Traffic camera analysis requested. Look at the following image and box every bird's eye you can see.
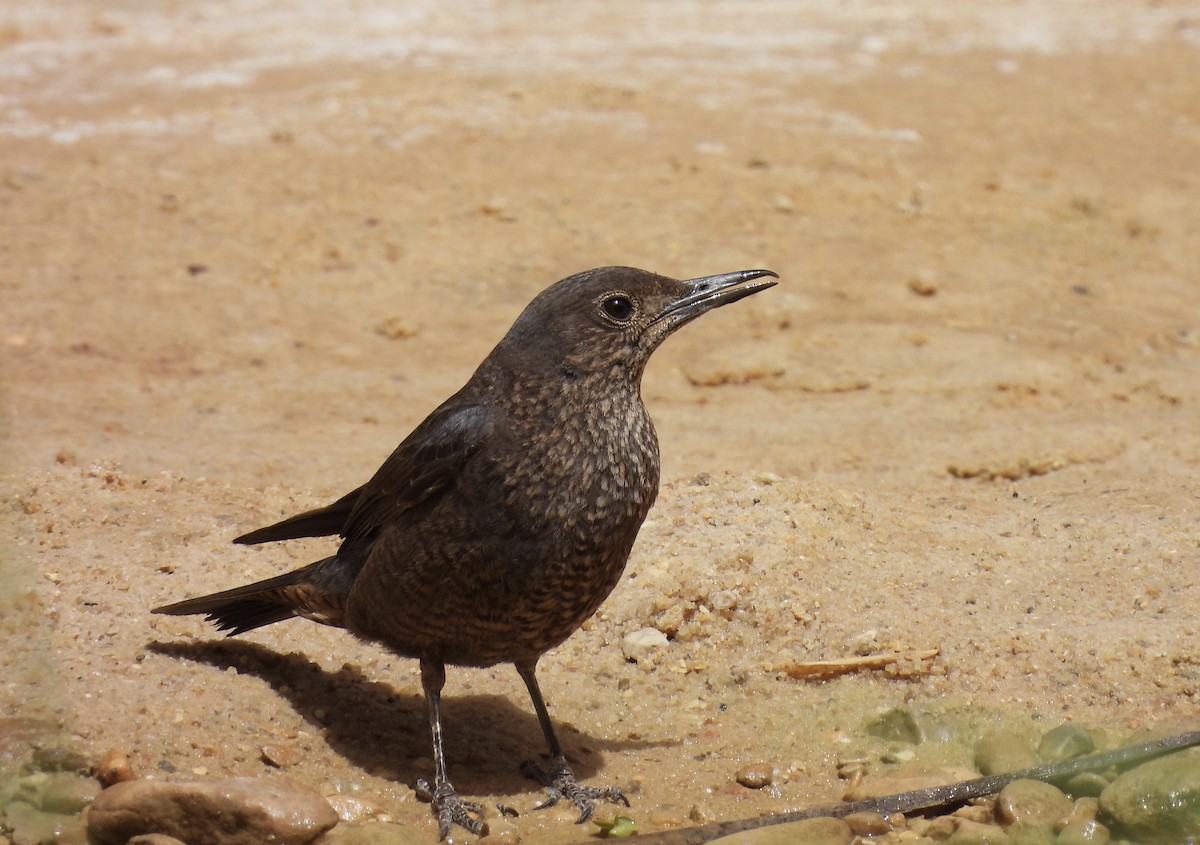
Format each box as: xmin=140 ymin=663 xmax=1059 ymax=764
xmin=600 ymin=294 xmax=635 ymax=322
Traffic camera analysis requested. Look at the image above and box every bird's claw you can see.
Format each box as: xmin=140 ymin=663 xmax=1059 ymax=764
xmin=521 ymin=757 xmax=629 ymax=824
xmin=415 ymin=777 xmax=488 ymax=840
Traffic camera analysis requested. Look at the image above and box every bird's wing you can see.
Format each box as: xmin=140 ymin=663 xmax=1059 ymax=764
xmin=233 ymin=403 xmax=492 ymax=546
xmin=339 ymin=403 xmax=492 ymax=541
xmin=234 ymin=485 xmax=365 ymax=545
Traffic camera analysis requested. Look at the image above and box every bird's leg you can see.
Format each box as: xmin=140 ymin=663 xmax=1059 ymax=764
xmin=414 ymin=658 xmax=486 ymax=839
xmin=515 ymin=659 xmax=630 ymax=824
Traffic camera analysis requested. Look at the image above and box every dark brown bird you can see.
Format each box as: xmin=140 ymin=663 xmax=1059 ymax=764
xmin=154 ymin=266 xmax=777 ymax=838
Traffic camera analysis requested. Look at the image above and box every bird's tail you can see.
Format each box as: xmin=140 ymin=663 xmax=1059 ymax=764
xmin=153 ymin=556 xmax=352 ymax=636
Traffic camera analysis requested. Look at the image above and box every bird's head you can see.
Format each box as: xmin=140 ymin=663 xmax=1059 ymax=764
xmin=498 ymin=266 xmax=778 ymax=382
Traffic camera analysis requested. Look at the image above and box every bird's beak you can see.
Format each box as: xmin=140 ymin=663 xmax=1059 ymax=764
xmin=652 ymin=269 xmax=779 ymax=328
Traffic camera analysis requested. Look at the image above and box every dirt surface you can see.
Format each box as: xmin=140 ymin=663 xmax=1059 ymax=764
xmin=2 ymin=1 xmax=1199 ymax=842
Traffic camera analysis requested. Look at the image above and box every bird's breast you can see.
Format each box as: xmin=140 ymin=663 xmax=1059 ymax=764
xmin=502 ymin=394 xmax=660 ymax=542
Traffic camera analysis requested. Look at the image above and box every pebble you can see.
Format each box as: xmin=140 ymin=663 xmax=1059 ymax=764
xmin=708 ymin=816 xmax=852 ymax=845
xmin=261 ymin=744 xmax=303 ymax=769
xmin=866 ymin=705 xmax=952 ymax=745
xmin=87 ymin=776 xmax=339 ymax=845
xmin=1060 ymin=796 xmax=1100 ymax=826
xmin=128 ymin=836 xmax=190 ymax=845
xmin=1055 ymin=818 xmax=1110 ymax=845
xmin=908 ymin=271 xmax=939 ymax=297
xmin=1099 ymin=747 xmax=1200 ymax=844
xmin=1062 ymin=771 xmax=1110 ymax=797
xmin=96 ymin=748 xmax=136 ymax=786
xmin=735 ymin=763 xmax=774 ymax=789
xmin=621 ymin=627 xmax=669 ymax=662
xmin=842 ymin=810 xmax=891 ymax=835
xmin=975 ymin=729 xmax=1039 ymax=776
xmin=1037 ymin=724 xmax=1094 ymax=764
xmin=995 ymin=779 xmax=1072 ymax=840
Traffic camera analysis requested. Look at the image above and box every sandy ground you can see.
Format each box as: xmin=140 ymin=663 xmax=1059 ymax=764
xmin=2 ymin=1 xmax=1199 ymax=842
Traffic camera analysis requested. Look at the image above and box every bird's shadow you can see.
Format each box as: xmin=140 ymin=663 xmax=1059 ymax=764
xmin=147 ymin=638 xmax=662 ymax=797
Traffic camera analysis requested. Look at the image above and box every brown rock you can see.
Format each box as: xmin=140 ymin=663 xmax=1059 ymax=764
xmin=96 ymin=748 xmax=136 ymax=787
xmin=975 ymin=729 xmax=1038 ymax=776
xmin=843 ymin=810 xmax=892 ymax=835
xmin=261 ymin=744 xmax=302 ymax=769
xmin=995 ymin=779 xmax=1072 ymax=828
xmin=87 ymin=776 xmax=338 ymax=845
xmin=735 ymin=763 xmax=775 ymax=789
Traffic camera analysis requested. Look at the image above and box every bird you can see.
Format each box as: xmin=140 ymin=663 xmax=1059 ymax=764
xmin=154 ymin=265 xmax=778 ymax=839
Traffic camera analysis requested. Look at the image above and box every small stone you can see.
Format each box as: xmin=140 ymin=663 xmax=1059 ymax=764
xmin=1062 ymin=772 xmax=1110 ymax=798
xmin=1056 ymin=819 xmax=1110 ymax=845
xmin=128 ymin=836 xmax=190 ymax=845
xmin=843 ymin=810 xmax=891 ymax=835
xmin=708 ymin=816 xmax=852 ymax=845
xmin=975 ymin=729 xmax=1038 ymax=776
xmin=1099 ymin=747 xmax=1200 ymax=844
xmin=866 ymin=706 xmax=951 ymax=744
xmin=1038 ymin=724 xmax=1094 ymax=764
xmin=735 ymin=763 xmax=774 ymax=789
xmin=867 ymin=707 xmax=924 ymax=744
xmin=38 ymin=771 xmax=100 ymax=814
xmin=907 ymin=269 xmax=939 ymax=296
xmin=621 ymin=627 xmax=668 ymax=662
xmin=87 ymin=776 xmax=338 ymax=845
xmin=96 ymin=748 xmax=136 ymax=786
xmin=1060 ymin=796 xmax=1100 ymax=826
xmin=261 ymin=744 xmax=302 ymax=769
xmin=995 ymin=779 xmax=1072 ymax=829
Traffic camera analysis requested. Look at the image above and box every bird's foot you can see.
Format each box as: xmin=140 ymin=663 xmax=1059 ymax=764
xmin=520 ymin=755 xmax=630 ymax=824
xmin=415 ymin=777 xmax=488 ymax=840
